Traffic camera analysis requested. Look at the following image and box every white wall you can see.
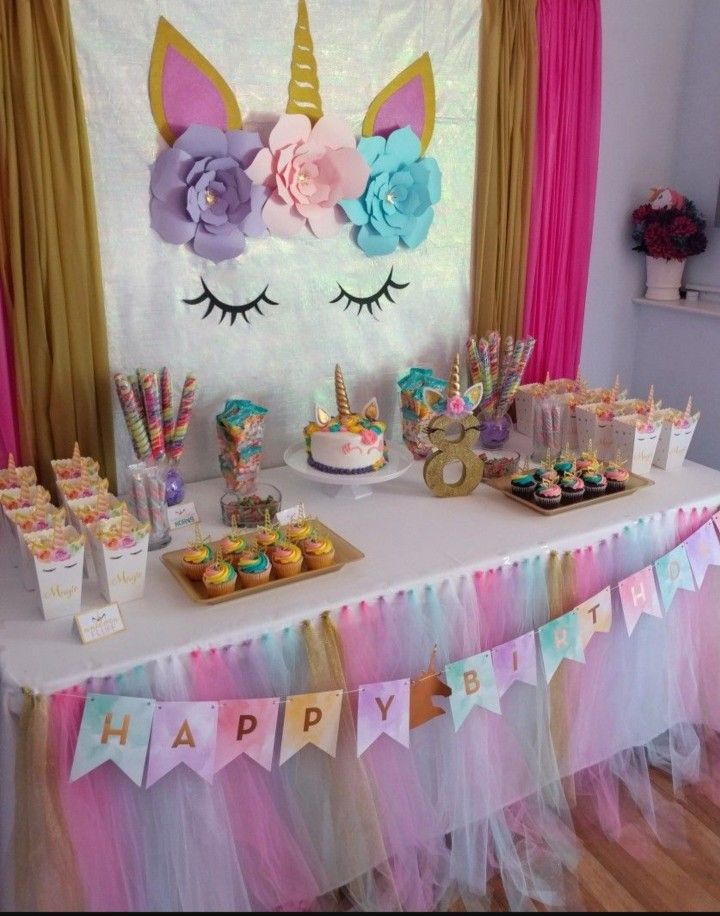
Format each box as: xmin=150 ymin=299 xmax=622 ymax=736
xmin=580 ymin=0 xmax=695 ymax=388
xmin=675 ymin=0 xmax=720 ymax=288
xmin=630 ymin=0 xmax=720 ymax=469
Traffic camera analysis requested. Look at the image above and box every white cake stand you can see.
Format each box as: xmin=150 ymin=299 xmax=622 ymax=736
xmin=283 ymin=443 xmax=414 ymax=499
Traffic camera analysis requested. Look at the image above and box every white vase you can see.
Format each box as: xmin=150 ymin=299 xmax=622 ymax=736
xmin=645 ymin=255 xmax=684 ymax=301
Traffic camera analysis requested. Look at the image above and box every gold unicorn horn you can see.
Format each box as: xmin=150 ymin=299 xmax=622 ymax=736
xmin=447 ymin=353 xmax=461 ymax=399
xmin=335 ymin=365 xmax=351 ymax=417
xmin=286 ymin=0 xmax=323 ymax=122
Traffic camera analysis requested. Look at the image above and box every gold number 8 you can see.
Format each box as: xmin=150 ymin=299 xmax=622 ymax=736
xmin=423 ymin=414 xmax=484 ymax=497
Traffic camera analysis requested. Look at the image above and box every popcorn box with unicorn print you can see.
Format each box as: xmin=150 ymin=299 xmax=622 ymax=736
xmin=0 ymin=454 xmax=36 ymax=492
xmin=611 ymin=415 xmax=662 ymax=475
xmin=6 ymin=504 xmax=66 ymax=570
xmin=67 ymin=492 xmax=126 ymax=579
xmin=51 ymin=442 xmax=100 ymax=484
xmin=652 ymin=400 xmax=700 ymax=470
xmin=554 ymin=383 xmax=629 ymax=451
xmin=24 ymin=525 xmax=85 ymax=619
xmin=87 ymin=510 xmax=151 ymax=604
xmin=575 ymin=392 xmax=656 ymax=461
xmin=56 ymin=470 xmax=106 ymax=510
xmin=0 ymin=483 xmax=52 ymax=542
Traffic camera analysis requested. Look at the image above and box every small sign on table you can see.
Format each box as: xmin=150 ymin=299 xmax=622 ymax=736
xmin=167 ymin=501 xmax=200 ymax=531
xmin=74 ymin=603 xmax=126 ymax=644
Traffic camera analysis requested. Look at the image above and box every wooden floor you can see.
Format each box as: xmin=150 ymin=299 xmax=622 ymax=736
xmin=477 ymin=768 xmax=720 ymax=912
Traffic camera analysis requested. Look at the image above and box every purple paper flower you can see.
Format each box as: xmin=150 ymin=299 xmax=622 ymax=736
xmin=150 ymin=124 xmax=269 ymax=262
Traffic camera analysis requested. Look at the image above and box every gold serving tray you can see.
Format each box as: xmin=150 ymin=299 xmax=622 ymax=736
xmin=161 ymin=521 xmax=364 ymax=605
xmin=484 ymin=472 xmax=654 ymax=515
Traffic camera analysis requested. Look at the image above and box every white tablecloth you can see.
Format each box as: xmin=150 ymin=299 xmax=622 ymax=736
xmin=2 ymin=438 xmax=720 ymax=695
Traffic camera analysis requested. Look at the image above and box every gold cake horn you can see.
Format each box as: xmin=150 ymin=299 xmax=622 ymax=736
xmin=335 ymin=364 xmax=351 ymax=417
xmin=447 ymin=353 xmax=461 ymax=399
xmin=286 ymin=0 xmax=323 ymax=122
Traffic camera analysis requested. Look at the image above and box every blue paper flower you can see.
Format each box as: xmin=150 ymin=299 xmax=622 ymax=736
xmin=339 ymin=126 xmax=441 ymax=257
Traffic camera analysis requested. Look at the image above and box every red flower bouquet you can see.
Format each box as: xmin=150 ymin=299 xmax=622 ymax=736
xmin=632 ymin=187 xmax=707 ymax=261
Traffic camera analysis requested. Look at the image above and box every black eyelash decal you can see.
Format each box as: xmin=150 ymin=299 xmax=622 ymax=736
xmin=183 ymin=277 xmax=277 ymax=326
xmin=330 ymin=267 xmax=409 ymax=320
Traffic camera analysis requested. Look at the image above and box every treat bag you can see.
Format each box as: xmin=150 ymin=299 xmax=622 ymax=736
xmin=574 ymin=405 xmax=613 ymax=461
xmin=33 ymin=546 xmax=85 ymax=618
xmin=88 ymin=525 xmax=150 ymax=604
xmin=653 ymin=413 xmax=700 ymax=470
xmin=611 ymin=416 xmax=662 ymax=475
xmin=216 ymin=401 xmax=267 ymax=494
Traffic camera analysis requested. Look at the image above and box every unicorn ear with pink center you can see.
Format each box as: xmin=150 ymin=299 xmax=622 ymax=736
xmin=147 ymin=0 xmax=440 ymax=262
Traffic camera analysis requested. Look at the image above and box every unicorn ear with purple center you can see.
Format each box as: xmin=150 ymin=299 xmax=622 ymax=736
xmin=148 ymin=0 xmax=441 ymax=263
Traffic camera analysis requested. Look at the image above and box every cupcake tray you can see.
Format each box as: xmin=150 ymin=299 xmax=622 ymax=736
xmin=484 ymin=472 xmax=654 ymax=516
xmin=160 ymin=521 xmax=365 ymax=605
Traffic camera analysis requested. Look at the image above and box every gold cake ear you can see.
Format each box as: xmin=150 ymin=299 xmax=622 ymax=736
xmin=362 ymin=398 xmax=380 ymax=422
xmin=315 ymin=406 xmax=331 ymax=427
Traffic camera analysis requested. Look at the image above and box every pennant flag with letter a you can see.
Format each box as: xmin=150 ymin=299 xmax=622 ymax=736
xmin=71 ymin=693 xmax=154 ymax=786
xmin=145 ymin=701 xmax=218 ymax=787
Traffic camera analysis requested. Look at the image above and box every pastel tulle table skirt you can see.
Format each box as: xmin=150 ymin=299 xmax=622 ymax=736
xmin=3 ymin=505 xmax=720 ymax=912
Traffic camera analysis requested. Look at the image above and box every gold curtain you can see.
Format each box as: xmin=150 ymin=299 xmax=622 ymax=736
xmin=0 ymin=0 xmax=115 ymax=489
xmin=471 ymin=0 xmax=537 ymax=340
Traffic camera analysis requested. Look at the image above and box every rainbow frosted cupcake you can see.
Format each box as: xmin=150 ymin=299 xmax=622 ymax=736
xmin=582 ymin=470 xmax=607 ymax=498
xmin=220 ymin=531 xmax=247 ymax=567
xmin=284 ymin=519 xmax=313 ymax=543
xmin=269 ymin=542 xmax=303 ymax=578
xmin=182 ymin=542 xmax=213 ymax=580
xmin=560 ymin=472 xmax=585 ymax=504
xmin=511 ymin=470 xmax=536 ymax=500
xmin=605 ymin=464 xmax=630 ymax=493
xmin=202 ymin=559 xmax=237 ymax=597
xmin=301 ymin=534 xmax=336 ymax=570
xmin=237 ymin=549 xmax=271 ymax=588
xmin=255 ymin=525 xmax=280 ymax=550
xmin=534 ymin=480 xmax=562 ymax=509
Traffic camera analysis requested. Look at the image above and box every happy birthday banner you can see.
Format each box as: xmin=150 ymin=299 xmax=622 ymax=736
xmin=70 ymin=514 xmax=720 ymax=787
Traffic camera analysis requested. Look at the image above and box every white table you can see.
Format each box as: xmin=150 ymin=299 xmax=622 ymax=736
xmin=2 ymin=441 xmax=720 ymax=912
xmin=2 ymin=440 xmax=720 ymax=695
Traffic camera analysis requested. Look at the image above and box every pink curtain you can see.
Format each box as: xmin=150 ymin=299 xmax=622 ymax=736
xmin=522 ymin=0 xmax=601 ymax=382
xmin=0 ymin=276 xmax=19 ymax=465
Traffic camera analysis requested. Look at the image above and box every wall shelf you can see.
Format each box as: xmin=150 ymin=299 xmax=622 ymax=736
xmin=633 ymin=297 xmax=720 ymax=319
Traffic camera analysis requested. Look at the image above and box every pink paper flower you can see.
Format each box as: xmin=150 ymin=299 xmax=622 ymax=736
xmin=246 ymin=114 xmax=370 ymax=238
xmin=447 ymin=395 xmax=467 ymax=417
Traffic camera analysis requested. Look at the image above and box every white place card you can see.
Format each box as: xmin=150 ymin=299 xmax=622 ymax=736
xmin=74 ymin=603 xmax=126 ymax=644
xmin=167 ymin=501 xmax=200 ymax=530
xmin=276 ymin=505 xmax=302 ymax=525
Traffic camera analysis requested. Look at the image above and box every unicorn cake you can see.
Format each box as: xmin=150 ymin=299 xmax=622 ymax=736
xmin=304 ymin=365 xmax=387 ymax=474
